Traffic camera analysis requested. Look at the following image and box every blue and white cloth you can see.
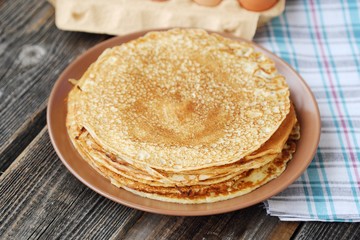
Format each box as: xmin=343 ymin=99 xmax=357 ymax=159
xmin=256 ymin=0 xmax=360 ymax=222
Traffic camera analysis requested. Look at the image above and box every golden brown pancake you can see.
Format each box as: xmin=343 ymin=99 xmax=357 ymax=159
xmin=72 ymin=129 xmax=298 ymax=203
xmin=70 ymin=28 xmax=291 ymax=171
xmin=66 ymin=29 xmax=300 ymax=204
xmin=68 ymin=83 xmax=297 ymax=187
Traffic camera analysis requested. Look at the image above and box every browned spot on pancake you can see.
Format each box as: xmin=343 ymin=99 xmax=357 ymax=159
xmin=126 ymin=97 xmax=229 ymax=146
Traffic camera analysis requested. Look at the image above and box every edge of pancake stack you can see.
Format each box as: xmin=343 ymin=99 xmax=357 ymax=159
xmin=66 ymin=28 xmax=300 ymax=204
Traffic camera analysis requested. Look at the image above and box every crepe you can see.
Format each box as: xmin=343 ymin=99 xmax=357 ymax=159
xmin=66 ymin=28 xmax=300 ymax=204
xmin=71 ymin=125 xmax=299 ymax=203
xmin=70 ymin=28 xmax=291 ymax=171
xmin=68 ymin=84 xmax=297 ymax=187
xmin=122 ymin=140 xmax=298 ymax=204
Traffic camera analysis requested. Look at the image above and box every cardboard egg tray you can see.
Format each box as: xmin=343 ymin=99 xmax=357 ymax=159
xmin=49 ymin=0 xmax=285 ymax=40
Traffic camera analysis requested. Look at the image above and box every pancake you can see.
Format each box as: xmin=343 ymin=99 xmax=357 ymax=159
xmin=66 ymin=28 xmax=301 ymax=204
xmin=70 ymin=28 xmax=291 ymax=171
xmin=68 ymin=84 xmax=297 ymax=186
xmin=123 ymin=141 xmax=297 ymax=204
xmin=73 ymin=130 xmax=298 ymax=204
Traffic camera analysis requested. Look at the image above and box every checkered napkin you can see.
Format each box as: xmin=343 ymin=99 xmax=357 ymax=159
xmin=257 ymin=0 xmax=360 ymax=222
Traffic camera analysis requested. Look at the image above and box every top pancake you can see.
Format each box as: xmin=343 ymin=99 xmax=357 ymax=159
xmin=72 ymin=28 xmax=290 ymax=171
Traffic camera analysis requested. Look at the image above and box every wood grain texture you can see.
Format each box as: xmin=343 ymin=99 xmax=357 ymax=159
xmin=0 ymin=104 xmax=46 ymax=174
xmin=120 ymin=208 xmax=299 ymax=240
xmin=0 ymin=128 xmax=298 ymax=240
xmin=0 ymin=128 xmax=144 ymax=239
xmin=294 ymin=222 xmax=360 ymax=240
xmin=0 ymin=0 xmax=109 ymax=171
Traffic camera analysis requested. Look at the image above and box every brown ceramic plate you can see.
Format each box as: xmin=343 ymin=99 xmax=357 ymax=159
xmin=47 ymin=29 xmax=321 ymax=216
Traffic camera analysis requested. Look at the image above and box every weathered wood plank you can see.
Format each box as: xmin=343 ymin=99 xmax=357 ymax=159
xmin=0 ymin=104 xmax=46 ymax=174
xmin=293 ymin=222 xmax=360 ymax=240
xmin=0 ymin=127 xmax=144 ymax=239
xmin=0 ymin=0 xmax=110 ymax=171
xmin=0 ymin=128 xmax=299 ymax=239
xmin=268 ymin=221 xmax=299 ymax=240
xmin=119 ymin=208 xmax=300 ymax=240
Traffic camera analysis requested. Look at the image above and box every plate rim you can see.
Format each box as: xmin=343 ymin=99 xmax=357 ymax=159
xmin=47 ymin=28 xmax=321 ymax=216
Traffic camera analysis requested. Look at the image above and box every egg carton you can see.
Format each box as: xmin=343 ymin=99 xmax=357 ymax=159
xmin=49 ymin=0 xmax=285 ymax=40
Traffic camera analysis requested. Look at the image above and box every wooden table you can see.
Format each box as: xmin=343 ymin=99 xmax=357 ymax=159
xmin=1 ymin=1 xmax=359 ymax=239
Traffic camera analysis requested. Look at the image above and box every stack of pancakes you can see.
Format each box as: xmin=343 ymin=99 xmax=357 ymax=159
xmin=66 ymin=29 xmax=300 ymax=204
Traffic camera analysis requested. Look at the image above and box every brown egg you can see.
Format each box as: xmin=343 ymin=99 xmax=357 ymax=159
xmin=193 ymin=0 xmax=222 ymax=7
xmin=238 ymin=0 xmax=278 ymax=12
